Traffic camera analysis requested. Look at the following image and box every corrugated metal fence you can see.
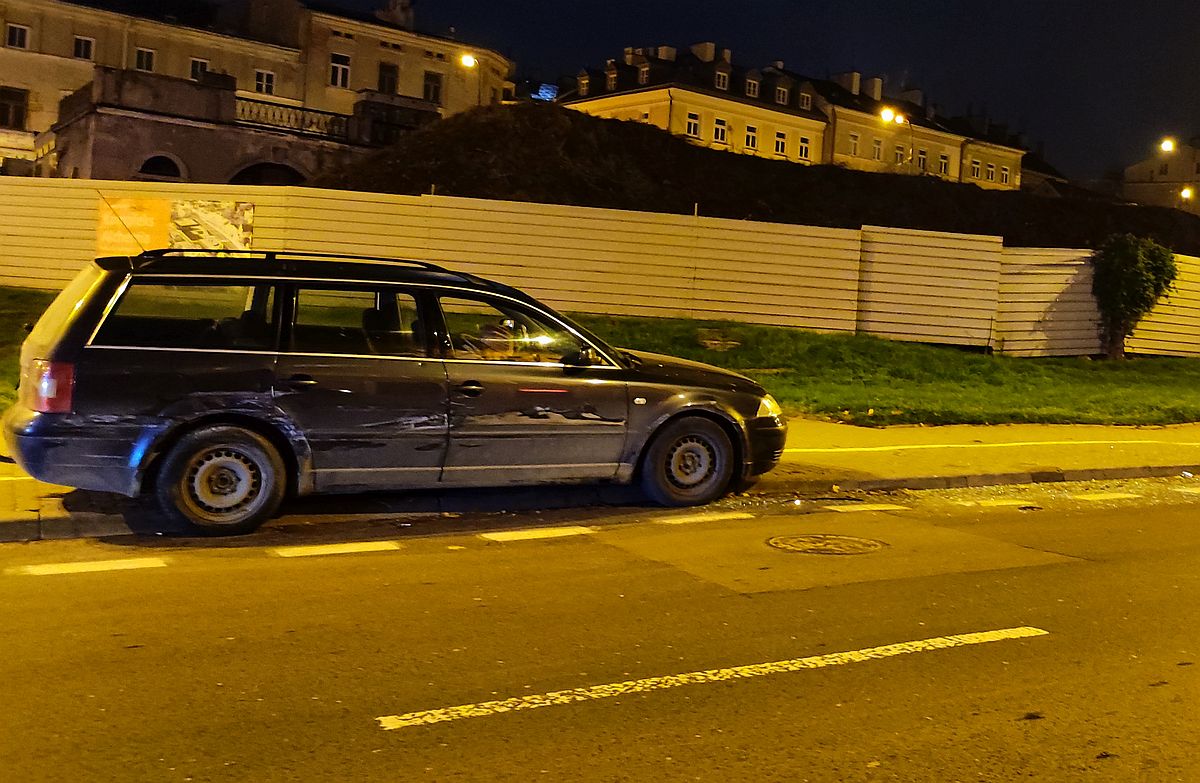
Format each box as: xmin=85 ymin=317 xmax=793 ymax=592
xmin=0 ymin=177 xmax=1197 ymax=357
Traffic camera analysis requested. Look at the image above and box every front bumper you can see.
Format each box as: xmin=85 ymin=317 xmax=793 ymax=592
xmin=745 ymin=416 xmax=787 ymax=477
xmin=3 ymin=404 xmax=166 ymax=497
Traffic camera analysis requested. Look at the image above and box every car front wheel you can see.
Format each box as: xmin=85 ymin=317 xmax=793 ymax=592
xmin=154 ymin=425 xmax=286 ymax=535
xmin=639 ymin=417 xmax=735 ymax=506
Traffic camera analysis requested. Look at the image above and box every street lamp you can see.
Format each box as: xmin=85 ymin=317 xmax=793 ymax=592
xmin=459 ymin=52 xmax=483 ymax=107
xmin=1182 ymin=186 xmax=1194 ymax=202
xmin=1161 ymin=137 xmax=1177 ymax=153
xmin=460 ymin=53 xmax=478 ymax=69
xmin=880 ymin=108 xmax=914 ymax=172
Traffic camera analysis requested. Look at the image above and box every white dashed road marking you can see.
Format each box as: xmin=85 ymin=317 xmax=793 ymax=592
xmin=375 ymin=626 xmax=1050 ymax=730
xmin=823 ymin=503 xmax=910 ymax=513
xmin=10 ymin=557 xmax=169 ymax=576
xmin=271 ymin=541 xmax=402 ymax=558
xmin=655 ymin=511 xmax=755 ymax=525
xmin=478 ymin=526 xmax=595 ymax=542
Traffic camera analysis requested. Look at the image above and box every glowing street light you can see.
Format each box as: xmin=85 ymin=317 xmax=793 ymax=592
xmin=1161 ymin=137 xmax=1177 ymax=153
xmin=880 ymin=108 xmax=895 ymax=123
xmin=460 ymin=53 xmax=478 ymax=68
xmin=1182 ymin=187 xmax=1194 ymax=201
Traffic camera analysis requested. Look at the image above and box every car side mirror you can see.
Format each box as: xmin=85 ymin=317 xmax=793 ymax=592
xmin=561 ymin=345 xmax=598 ymax=367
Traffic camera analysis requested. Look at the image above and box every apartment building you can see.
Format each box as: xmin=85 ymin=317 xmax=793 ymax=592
xmin=0 ymin=0 xmax=512 ymax=172
xmin=562 ymin=43 xmax=1025 ymax=190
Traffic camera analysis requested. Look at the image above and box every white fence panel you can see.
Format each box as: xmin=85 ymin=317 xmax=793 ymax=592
xmin=997 ymin=248 xmax=1101 ymax=356
xmin=1128 ymin=253 xmax=1200 ymax=357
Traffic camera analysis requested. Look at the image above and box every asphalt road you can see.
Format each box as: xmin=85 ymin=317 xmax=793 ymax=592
xmin=2 ymin=489 xmax=1200 ymax=782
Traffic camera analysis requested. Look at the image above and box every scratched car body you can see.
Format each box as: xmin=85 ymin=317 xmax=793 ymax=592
xmin=3 ymin=250 xmax=787 ymax=535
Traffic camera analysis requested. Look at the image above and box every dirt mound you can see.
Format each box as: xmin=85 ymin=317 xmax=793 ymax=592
xmin=316 ymin=102 xmax=1200 ymax=254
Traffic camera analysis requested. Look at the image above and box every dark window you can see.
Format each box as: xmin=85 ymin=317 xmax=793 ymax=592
xmin=135 ymin=47 xmax=155 ymax=72
xmin=255 ymin=70 xmax=274 ymax=95
xmin=291 ymin=287 xmax=425 ymax=357
xmin=439 ymin=296 xmax=586 ymax=364
xmin=190 ymin=58 xmax=209 ymax=81
xmin=137 ymin=156 xmax=181 ymax=179
xmin=5 ymin=24 xmax=29 ymax=49
xmin=73 ymin=36 xmax=94 ymax=60
xmin=94 ymin=283 xmax=277 ymax=351
xmin=378 ymin=62 xmax=399 ymax=94
xmin=330 ymin=53 xmax=350 ymax=88
xmin=423 ymin=71 xmax=443 ymax=105
xmin=0 ymin=87 xmax=28 ymax=130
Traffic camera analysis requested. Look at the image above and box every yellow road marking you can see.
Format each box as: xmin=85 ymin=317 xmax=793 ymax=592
xmin=376 ymin=626 xmax=1049 ymax=730
xmin=823 ymin=503 xmax=909 ymax=513
xmin=785 ymin=440 xmax=1200 ymax=455
xmin=980 ymin=498 xmax=1035 ymax=507
xmin=272 ymin=541 xmax=402 ymax=558
xmin=479 ymin=526 xmax=594 ymax=542
xmin=1174 ymin=487 xmax=1200 ymax=495
xmin=1071 ymin=492 xmax=1141 ymax=502
xmin=655 ymin=511 xmax=755 ymax=525
xmin=13 ymin=558 xmax=169 ymax=576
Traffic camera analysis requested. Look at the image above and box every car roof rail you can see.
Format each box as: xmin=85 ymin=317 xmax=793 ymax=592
xmin=131 ymin=248 xmax=454 ymax=274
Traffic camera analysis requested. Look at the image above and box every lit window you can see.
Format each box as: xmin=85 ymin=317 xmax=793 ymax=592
xmin=606 ymin=72 xmax=617 ymax=90
xmin=894 ymin=144 xmax=905 ymax=164
xmin=745 ymin=125 xmax=757 ymax=150
xmin=190 ymin=58 xmax=209 ymax=81
xmin=774 ymin=131 xmax=787 ymax=156
xmin=135 ymin=47 xmax=155 ymax=72
xmin=971 ymin=159 xmax=981 ymax=178
xmin=686 ymin=112 xmax=700 ymax=138
xmin=73 ymin=36 xmax=94 ymax=60
xmin=715 ymin=71 xmax=729 ymax=90
xmin=798 ymin=136 xmax=810 ymax=160
xmin=986 ymin=163 xmax=996 ymax=181
xmin=330 ymin=53 xmax=351 ymax=87
xmin=713 ymin=117 xmax=728 ymax=144
xmin=5 ymin=24 xmax=29 ymax=50
xmin=848 ymin=132 xmax=860 ymax=156
xmin=799 ymin=92 xmax=812 ymax=110
xmin=255 ymin=70 xmax=275 ymax=95
xmin=638 ymin=65 xmax=649 ymax=85
xmin=745 ymin=79 xmax=759 ymax=98
xmin=872 ymin=138 xmax=882 ymax=161
xmin=939 ymin=154 xmax=950 ymax=175
xmin=578 ymin=75 xmax=589 ymax=97
xmin=775 ymin=86 xmax=789 ymax=105
xmin=917 ymin=149 xmax=927 ymax=171
xmin=1000 ymin=166 xmax=1011 ymax=185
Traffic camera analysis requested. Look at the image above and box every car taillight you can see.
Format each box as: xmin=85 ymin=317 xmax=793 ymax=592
xmin=21 ymin=360 xmax=74 ymax=414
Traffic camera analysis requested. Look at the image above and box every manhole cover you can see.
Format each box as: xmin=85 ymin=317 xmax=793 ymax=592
xmin=766 ymin=534 xmax=887 ymax=555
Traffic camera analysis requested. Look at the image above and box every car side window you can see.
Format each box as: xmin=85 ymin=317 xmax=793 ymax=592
xmin=439 ymin=295 xmax=588 ymax=363
xmin=291 ymin=286 xmax=425 ymax=357
xmin=92 ymin=281 xmax=276 ymax=350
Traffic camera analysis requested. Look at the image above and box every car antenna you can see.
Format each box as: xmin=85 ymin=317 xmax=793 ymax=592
xmin=95 ymin=190 xmax=148 ymax=254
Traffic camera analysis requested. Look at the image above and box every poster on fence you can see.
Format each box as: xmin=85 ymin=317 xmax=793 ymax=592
xmin=96 ymin=198 xmax=254 ymax=256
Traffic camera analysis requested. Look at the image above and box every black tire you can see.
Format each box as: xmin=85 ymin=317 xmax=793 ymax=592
xmin=154 ymin=425 xmax=286 ymax=535
xmin=639 ymin=417 xmax=735 ymax=506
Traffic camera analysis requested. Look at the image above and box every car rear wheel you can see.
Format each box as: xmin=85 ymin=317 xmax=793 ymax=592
xmin=640 ymin=417 xmax=735 ymax=506
xmin=154 ymin=425 xmax=286 ymax=535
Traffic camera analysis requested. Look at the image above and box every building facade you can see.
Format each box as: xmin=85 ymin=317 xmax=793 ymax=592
xmin=0 ymin=0 xmax=512 ymax=174
xmin=1123 ymin=137 xmax=1200 ymax=214
xmin=562 ymin=44 xmax=1025 ymax=191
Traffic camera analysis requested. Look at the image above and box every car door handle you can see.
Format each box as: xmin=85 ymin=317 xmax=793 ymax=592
xmin=285 ymin=374 xmax=320 ymax=387
xmin=455 ymin=381 xmax=485 ymax=397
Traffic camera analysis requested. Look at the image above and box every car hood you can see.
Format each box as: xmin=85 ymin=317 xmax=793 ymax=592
xmin=619 ymin=349 xmax=762 ymax=394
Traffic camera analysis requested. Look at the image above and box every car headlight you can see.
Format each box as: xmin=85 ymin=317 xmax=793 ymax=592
xmin=756 ymin=394 xmax=783 ymax=419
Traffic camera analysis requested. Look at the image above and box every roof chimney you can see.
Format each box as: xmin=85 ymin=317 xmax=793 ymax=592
xmin=833 ymin=71 xmax=861 ymax=95
xmin=657 ymin=45 xmax=677 ymax=61
xmin=623 ymin=47 xmax=634 ymax=65
xmin=899 ymin=87 xmax=924 ymax=107
xmin=690 ymin=42 xmax=717 ymax=63
xmin=374 ymin=0 xmax=415 ymax=30
xmin=772 ymin=60 xmax=785 ymax=70
xmin=864 ymin=76 xmax=883 ymax=101
xmin=720 ymin=48 xmax=732 ymax=63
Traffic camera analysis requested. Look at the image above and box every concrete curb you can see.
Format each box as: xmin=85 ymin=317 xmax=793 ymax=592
xmin=3 ymin=464 xmax=1199 ymax=543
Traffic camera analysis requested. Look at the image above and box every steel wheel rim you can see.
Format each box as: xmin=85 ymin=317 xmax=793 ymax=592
xmin=666 ymin=436 xmax=716 ymax=489
xmin=184 ymin=447 xmax=263 ymax=521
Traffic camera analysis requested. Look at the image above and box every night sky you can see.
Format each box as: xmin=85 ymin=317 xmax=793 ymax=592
xmin=344 ymin=0 xmax=1200 ymax=180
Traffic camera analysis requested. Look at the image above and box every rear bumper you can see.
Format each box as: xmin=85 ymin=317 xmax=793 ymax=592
xmin=3 ymin=405 xmax=166 ymax=497
xmin=745 ymin=416 xmax=787 ymax=477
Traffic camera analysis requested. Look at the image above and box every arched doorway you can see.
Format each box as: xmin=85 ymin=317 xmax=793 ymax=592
xmin=229 ymin=162 xmax=305 ymax=185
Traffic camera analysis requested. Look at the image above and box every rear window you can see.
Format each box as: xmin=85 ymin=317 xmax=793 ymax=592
xmin=28 ymin=263 xmax=106 ymax=349
xmin=92 ymin=281 xmax=276 ymax=350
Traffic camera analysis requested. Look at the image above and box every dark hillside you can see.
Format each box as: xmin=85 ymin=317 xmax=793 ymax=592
xmin=316 ymin=103 xmax=1200 ymax=254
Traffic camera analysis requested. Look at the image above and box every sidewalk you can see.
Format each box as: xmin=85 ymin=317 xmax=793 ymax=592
xmin=5 ymin=419 xmax=1200 ymax=541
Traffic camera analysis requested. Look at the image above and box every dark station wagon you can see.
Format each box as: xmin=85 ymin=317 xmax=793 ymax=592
xmin=4 ymin=251 xmax=787 ymax=534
